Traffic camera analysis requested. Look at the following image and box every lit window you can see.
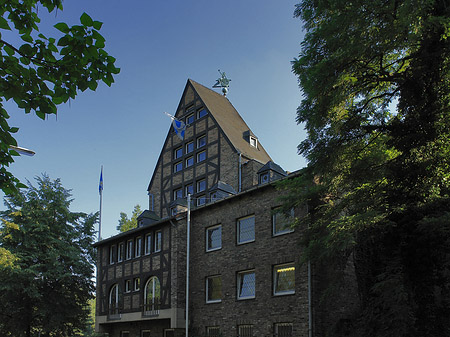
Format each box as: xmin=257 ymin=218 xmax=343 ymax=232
xmin=197 ymin=135 xmax=206 ymax=148
xmin=109 ymin=245 xmax=116 ymax=264
xmin=185 ymin=156 xmax=194 ymax=168
xmin=118 ymin=243 xmax=124 ymax=263
xmin=197 ymin=195 xmax=206 ymax=206
xmin=145 ymin=233 xmax=152 ymax=255
xmin=249 ymin=136 xmax=257 ymax=148
xmin=173 ymin=162 xmax=182 ymax=173
xmin=237 ymin=215 xmax=255 ymax=244
xmin=173 ymin=188 xmax=183 ymax=200
xmin=197 ymin=179 xmax=206 ymax=192
xmin=197 ymin=108 xmax=207 ymax=119
xmin=144 ymin=276 xmax=160 ymax=313
xmin=206 ymin=275 xmax=222 ymax=303
xmin=273 ymin=208 xmax=294 ymax=236
xmin=206 ymin=327 xmax=220 ymax=337
xmin=126 ymin=240 xmax=133 ymax=260
xmin=273 ymin=263 xmax=295 ymax=295
xmin=238 ymin=325 xmax=253 ymax=337
xmin=185 ymin=183 xmax=194 ymax=196
xmin=237 ymin=270 xmax=255 ymax=300
xmin=186 ymin=113 xmax=194 ymax=124
xmin=125 ymin=279 xmax=131 ymax=293
xmin=134 ymin=277 xmax=140 ymax=291
xmin=197 ymin=150 xmax=206 ymax=162
xmin=155 ymin=231 xmax=162 ymax=252
xmin=135 ymin=237 xmax=142 ymax=257
xmin=186 ymin=141 xmax=194 ymax=154
xmin=173 ymin=147 xmax=183 ymax=159
xmin=274 ymin=323 xmax=293 ymax=336
xmin=206 ymin=225 xmax=222 ymax=252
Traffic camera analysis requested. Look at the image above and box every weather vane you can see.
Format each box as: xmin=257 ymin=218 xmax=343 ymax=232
xmin=213 ymin=70 xmax=231 ymax=96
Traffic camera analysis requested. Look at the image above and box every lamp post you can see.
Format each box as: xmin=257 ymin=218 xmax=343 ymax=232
xmin=9 ymin=145 xmax=35 ymax=156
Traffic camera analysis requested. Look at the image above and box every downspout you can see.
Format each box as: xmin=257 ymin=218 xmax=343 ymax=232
xmin=238 ymin=151 xmax=242 ymax=193
xmin=307 ymin=203 xmax=313 ymax=337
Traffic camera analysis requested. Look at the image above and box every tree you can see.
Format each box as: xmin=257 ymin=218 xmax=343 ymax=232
xmin=117 ymin=204 xmax=142 ymax=232
xmin=0 ymin=174 xmax=97 ymax=337
xmin=282 ymin=1 xmax=450 ymax=336
xmin=0 ymin=0 xmax=119 ymax=195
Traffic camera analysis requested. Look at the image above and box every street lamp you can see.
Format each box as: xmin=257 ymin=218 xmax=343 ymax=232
xmin=9 ymin=145 xmax=35 ymax=156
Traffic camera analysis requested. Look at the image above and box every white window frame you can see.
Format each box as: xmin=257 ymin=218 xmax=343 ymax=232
xmin=173 ymin=161 xmax=182 ymax=173
xmin=237 ymin=270 xmax=256 ymax=300
xmin=144 ymin=276 xmax=161 ymax=312
xmin=134 ymin=277 xmax=140 ymax=291
xmin=206 ymin=225 xmax=222 ymax=252
xmin=186 ymin=113 xmax=194 ymax=125
xmin=237 ymin=215 xmax=255 ymax=244
xmin=185 ymin=156 xmax=194 ymax=168
xmin=141 ymin=330 xmax=151 ymax=337
xmin=126 ymin=239 xmax=133 ymax=260
xmin=173 ymin=146 xmax=183 ymax=159
xmin=197 ymin=194 xmax=206 ymax=206
xmin=197 ymin=150 xmax=206 ymax=162
xmin=145 ymin=233 xmax=152 ymax=255
xmin=273 ymin=263 xmax=295 ymax=296
xmin=155 ymin=230 xmax=162 ymax=252
xmin=197 ymin=179 xmax=206 ymax=192
xmin=135 ymin=237 xmax=142 ymax=258
xmin=125 ymin=279 xmax=131 ymax=293
xmin=249 ymin=136 xmax=258 ymax=148
xmin=186 ymin=141 xmax=194 ymax=154
xmin=109 ymin=283 xmax=120 ymax=315
xmin=118 ymin=242 xmax=124 ymax=262
xmin=259 ymin=171 xmax=270 ymax=184
xmin=197 ymin=135 xmax=206 ymax=148
xmin=272 ymin=208 xmax=295 ymax=236
xmin=206 ymin=275 xmax=222 ymax=303
xmin=185 ymin=183 xmax=193 ymax=196
xmin=173 ymin=188 xmax=182 ymax=200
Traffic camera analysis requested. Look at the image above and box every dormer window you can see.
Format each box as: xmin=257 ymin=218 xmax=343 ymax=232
xmin=260 ymin=172 xmax=270 ymax=184
xmin=249 ymin=136 xmax=258 ymax=148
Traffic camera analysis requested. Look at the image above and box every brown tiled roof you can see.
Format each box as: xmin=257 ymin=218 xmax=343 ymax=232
xmin=189 ymin=79 xmax=272 ymax=163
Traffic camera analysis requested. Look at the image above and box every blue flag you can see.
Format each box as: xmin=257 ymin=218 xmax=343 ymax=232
xmin=172 ymin=118 xmax=186 ymax=140
xmin=99 ymin=168 xmax=103 ymax=195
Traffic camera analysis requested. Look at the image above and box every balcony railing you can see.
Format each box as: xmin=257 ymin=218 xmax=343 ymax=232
xmin=108 ymin=304 xmax=121 ymax=320
xmin=142 ymin=299 xmax=161 ymax=317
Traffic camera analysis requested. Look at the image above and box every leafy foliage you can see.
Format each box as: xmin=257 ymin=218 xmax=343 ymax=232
xmin=0 ymin=174 xmax=97 ymax=337
xmin=117 ymin=204 xmax=142 ymax=232
xmin=283 ymin=0 xmax=450 ymax=336
xmin=0 ymin=0 xmax=120 ymax=195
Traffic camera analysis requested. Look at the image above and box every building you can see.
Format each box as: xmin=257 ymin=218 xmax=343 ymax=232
xmin=94 ymin=79 xmax=353 ymax=337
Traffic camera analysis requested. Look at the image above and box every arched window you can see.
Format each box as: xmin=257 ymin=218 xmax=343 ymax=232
xmin=109 ymin=283 xmax=121 ymax=316
xmin=144 ymin=276 xmax=161 ymax=313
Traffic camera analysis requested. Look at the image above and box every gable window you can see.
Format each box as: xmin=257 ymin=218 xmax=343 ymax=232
xmin=173 ymin=147 xmax=183 ymax=159
xmin=197 ymin=135 xmax=206 ymax=148
xmin=206 ymin=275 xmax=222 ymax=303
xmin=185 ymin=156 xmax=194 ymax=168
xmin=126 ymin=240 xmax=133 ymax=260
xmin=237 ymin=270 xmax=255 ymax=300
xmin=237 ymin=215 xmax=255 ymax=244
xmin=145 ymin=233 xmax=152 ymax=255
xmin=173 ymin=161 xmax=182 ymax=173
xmin=197 ymin=179 xmax=206 ymax=192
xmin=273 ymin=263 xmax=295 ymax=295
xmin=173 ymin=188 xmax=183 ymax=200
xmin=206 ymin=225 xmax=222 ymax=252
xmin=197 ymin=150 xmax=206 ymax=162
xmin=273 ymin=208 xmax=294 ymax=236
xmin=109 ymin=245 xmax=116 ymax=264
xmin=134 ymin=277 xmax=140 ymax=291
xmin=186 ymin=141 xmax=194 ymax=154
xmin=249 ymin=136 xmax=258 ymax=148
xmin=135 ymin=237 xmax=142 ymax=257
xmin=197 ymin=195 xmax=206 ymax=206
xmin=274 ymin=323 xmax=293 ymax=336
xmin=197 ymin=108 xmax=207 ymax=119
xmin=186 ymin=113 xmax=194 ymax=125
xmin=118 ymin=243 xmax=124 ymax=263
xmin=144 ymin=276 xmax=161 ymax=313
xmin=238 ymin=325 xmax=253 ymax=337
xmin=125 ymin=279 xmax=131 ymax=293
xmin=185 ymin=183 xmax=194 ymax=196
xmin=155 ymin=230 xmax=162 ymax=252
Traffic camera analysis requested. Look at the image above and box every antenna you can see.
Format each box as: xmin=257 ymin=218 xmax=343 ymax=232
xmin=212 ymin=70 xmax=231 ymax=96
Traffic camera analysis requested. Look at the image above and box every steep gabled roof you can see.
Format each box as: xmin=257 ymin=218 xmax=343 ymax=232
xmin=189 ymin=79 xmax=272 ymax=163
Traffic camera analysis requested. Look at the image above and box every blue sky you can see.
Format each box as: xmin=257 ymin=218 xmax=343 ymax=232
xmin=1 ymin=0 xmax=307 ymax=239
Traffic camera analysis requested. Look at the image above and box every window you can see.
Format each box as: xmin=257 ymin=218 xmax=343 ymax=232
xmin=274 ymin=323 xmax=293 ymax=337
xmin=173 ymin=161 xmax=182 ymax=173
xmin=238 ymin=325 xmax=253 ymax=337
xmin=197 ymin=179 xmax=206 ymax=192
xmin=134 ymin=277 xmax=140 ymax=291
xmin=185 ymin=183 xmax=194 ymax=196
xmin=155 ymin=230 xmax=162 ymax=252
xmin=206 ymin=327 xmax=220 ymax=337
xmin=142 ymin=330 xmax=151 ymax=337
xmin=197 ymin=195 xmax=206 ymax=206
xmin=173 ymin=147 xmax=182 ymax=159
xmin=206 ymin=275 xmax=222 ymax=303
xmin=126 ymin=240 xmax=133 ymax=260
xmin=237 ymin=215 xmax=255 ymax=244
xmin=259 ymin=172 xmax=270 ymax=184
xmin=186 ymin=141 xmax=194 ymax=154
xmin=135 ymin=237 xmax=142 ymax=257
xmin=197 ymin=108 xmax=207 ymax=119
xmin=273 ymin=263 xmax=295 ymax=295
xmin=186 ymin=113 xmax=194 ymax=124
xmin=144 ymin=276 xmax=161 ymax=312
xmin=273 ymin=208 xmax=294 ymax=236
xmin=173 ymin=188 xmax=183 ymax=200
xmin=121 ymin=332 xmax=130 ymax=337
xmin=210 ymin=191 xmax=218 ymax=202
xmin=109 ymin=245 xmax=116 ymax=264
xmin=145 ymin=233 xmax=152 ymax=255
xmin=185 ymin=156 xmax=194 ymax=168
xmin=125 ymin=279 xmax=131 ymax=293
xmin=197 ymin=150 xmax=206 ymax=162
xmin=249 ymin=136 xmax=258 ymax=148
xmin=109 ymin=284 xmax=121 ymax=316
xmin=197 ymin=135 xmax=206 ymax=148
xmin=118 ymin=243 xmax=124 ymax=263
xmin=237 ymin=270 xmax=255 ymax=299
xmin=206 ymin=225 xmax=222 ymax=252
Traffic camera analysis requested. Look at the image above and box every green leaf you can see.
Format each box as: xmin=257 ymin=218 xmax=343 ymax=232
xmin=93 ymin=21 xmax=103 ymax=30
xmin=4 ymin=45 xmax=14 ymax=56
xmin=21 ymin=34 xmax=33 ymax=43
xmin=54 ymin=22 xmax=70 ymax=33
xmin=80 ymin=13 xmax=93 ymax=27
xmin=0 ymin=16 xmax=11 ymax=30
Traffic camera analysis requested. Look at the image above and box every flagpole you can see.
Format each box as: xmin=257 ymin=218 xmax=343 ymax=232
xmin=98 ymin=166 xmax=103 ymax=241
